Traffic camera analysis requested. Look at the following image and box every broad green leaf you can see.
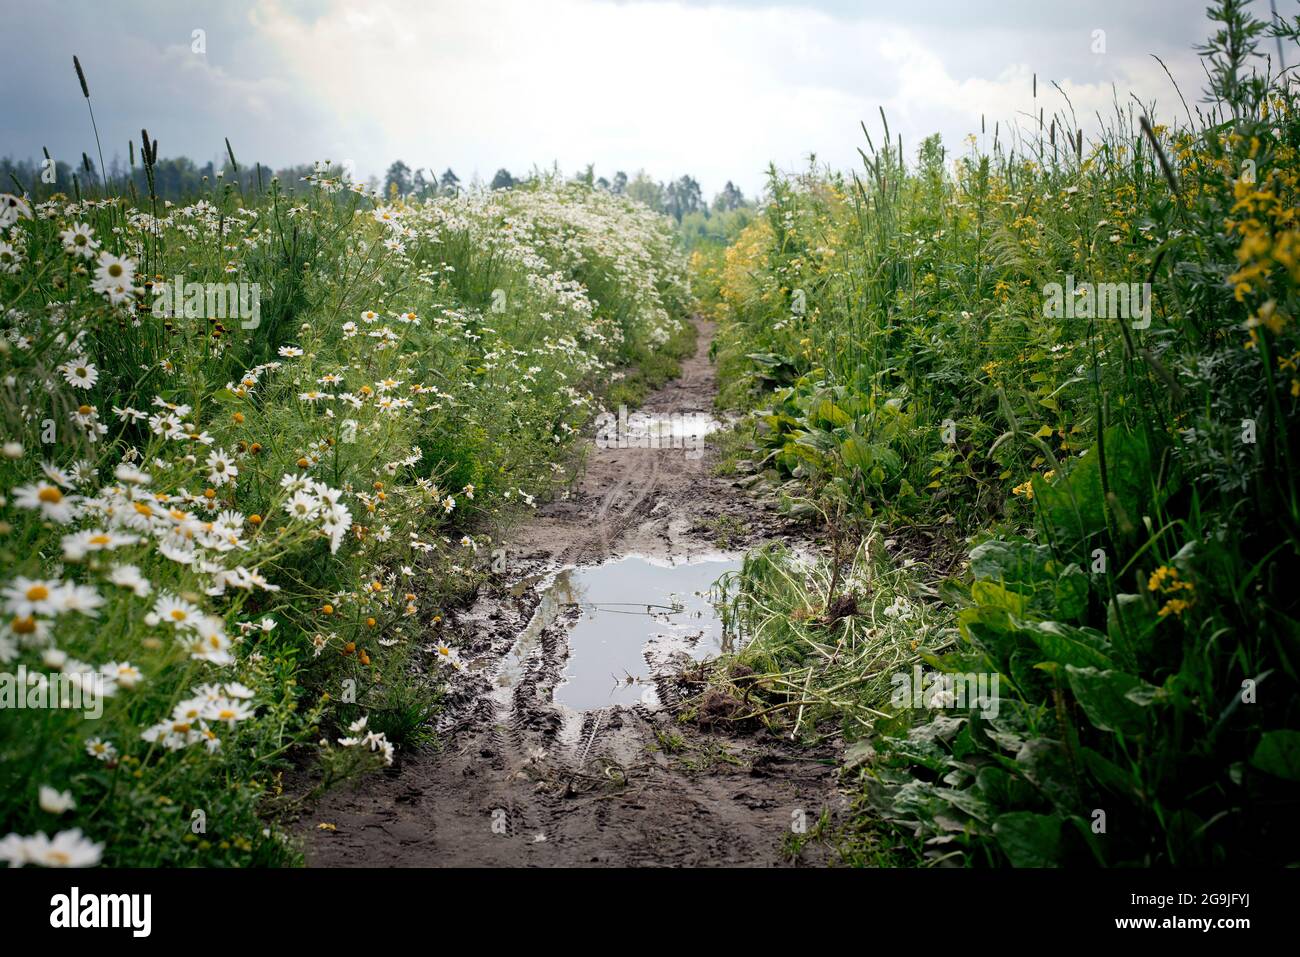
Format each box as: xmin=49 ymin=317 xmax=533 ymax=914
xmin=993 ymin=812 xmax=1062 ymax=867
xmin=969 ymin=539 xmax=1054 ymax=586
xmin=840 ymin=435 xmax=872 ymax=472
xmin=1107 ymin=592 xmax=1156 ymax=662
xmin=1053 ymin=565 xmax=1089 ymax=620
xmin=1022 ymin=620 xmax=1114 ymax=669
xmin=1065 ymin=666 xmax=1157 ymax=735
xmin=792 ymin=428 xmax=836 ymax=453
xmin=1081 ymin=746 xmax=1134 ymax=796
xmin=815 ymin=398 xmax=851 ymax=427
xmin=1032 ymin=427 xmax=1155 ymax=552
xmin=970 ymin=580 xmax=1030 ymax=616
xmin=1250 ymin=730 xmax=1300 ymax=781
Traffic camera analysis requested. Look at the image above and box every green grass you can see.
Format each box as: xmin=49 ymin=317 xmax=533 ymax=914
xmin=605 ymin=315 xmax=697 ymax=409
xmin=698 ymin=0 xmax=1300 ymax=867
xmin=0 ymin=156 xmax=689 ymax=866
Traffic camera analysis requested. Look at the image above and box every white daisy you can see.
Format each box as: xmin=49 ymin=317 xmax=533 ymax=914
xmin=3 ymin=577 xmax=66 ymax=617
xmin=0 ymin=242 xmax=23 ymax=274
xmin=59 ymin=222 xmax=99 ymax=259
xmin=108 ymin=564 xmax=151 ymax=597
xmin=4 ymin=829 xmax=103 ymax=867
xmin=59 ymin=358 xmax=99 ymax=390
xmin=38 ymin=786 xmax=75 ymax=815
xmin=186 ymin=618 xmax=233 ymax=664
xmin=205 ymin=449 xmax=238 ymax=487
xmin=57 ymin=584 xmax=104 ymax=617
xmin=113 ymin=463 xmax=151 ymax=485
xmin=0 ymin=193 xmax=33 ymax=227
xmin=100 ymin=661 xmax=143 ymax=690
xmin=153 ymin=594 xmax=202 ymax=629
xmin=203 ymin=697 xmax=254 ymax=726
xmin=93 ymin=251 xmax=136 ymax=290
xmin=12 ymin=481 xmax=80 ymax=523
xmin=84 ymin=738 xmax=117 ymax=762
xmin=284 ymin=490 xmax=319 ymax=519
xmin=61 ymin=529 xmax=139 ymax=561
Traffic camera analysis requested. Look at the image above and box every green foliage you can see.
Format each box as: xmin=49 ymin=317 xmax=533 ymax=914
xmin=0 ymin=164 xmax=687 ymax=867
xmin=704 ymin=1 xmax=1300 ymax=866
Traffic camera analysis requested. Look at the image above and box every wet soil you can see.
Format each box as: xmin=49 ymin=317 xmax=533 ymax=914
xmin=300 ymin=319 xmax=842 ymax=867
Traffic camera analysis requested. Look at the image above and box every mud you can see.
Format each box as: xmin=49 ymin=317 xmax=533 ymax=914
xmin=300 ymin=319 xmax=842 ymax=867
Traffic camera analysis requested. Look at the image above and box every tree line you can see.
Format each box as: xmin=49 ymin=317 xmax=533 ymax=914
xmin=383 ymin=159 xmax=753 ymax=223
xmin=1 ymin=150 xmax=756 ymax=230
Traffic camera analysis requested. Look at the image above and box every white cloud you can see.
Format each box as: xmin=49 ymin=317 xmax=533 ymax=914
xmin=2 ymin=0 xmax=1209 ymax=198
xmin=245 ymin=0 xmax=1204 ymax=197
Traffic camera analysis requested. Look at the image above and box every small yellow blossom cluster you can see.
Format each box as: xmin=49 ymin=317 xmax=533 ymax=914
xmin=1148 ymin=565 xmax=1196 ymax=619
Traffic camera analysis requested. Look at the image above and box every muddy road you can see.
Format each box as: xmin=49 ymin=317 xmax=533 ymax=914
xmin=302 ymin=319 xmax=841 ymax=867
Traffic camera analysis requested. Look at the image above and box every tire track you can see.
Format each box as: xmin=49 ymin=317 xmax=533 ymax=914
xmin=301 ymin=318 xmax=842 ymax=867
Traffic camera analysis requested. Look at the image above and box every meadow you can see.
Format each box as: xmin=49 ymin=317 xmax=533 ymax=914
xmin=696 ymin=0 xmax=1300 ymax=866
xmin=2 ymin=0 xmax=1297 ymax=872
xmin=0 ymin=111 xmax=690 ymax=865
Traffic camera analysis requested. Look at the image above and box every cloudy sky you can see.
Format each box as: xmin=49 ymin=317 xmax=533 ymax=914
xmin=1 ymin=0 xmax=1239 ymax=198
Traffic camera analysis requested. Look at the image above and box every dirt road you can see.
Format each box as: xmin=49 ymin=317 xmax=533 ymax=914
xmin=301 ymin=319 xmax=841 ymax=866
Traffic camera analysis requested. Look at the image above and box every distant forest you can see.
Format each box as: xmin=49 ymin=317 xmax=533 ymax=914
xmin=1 ymin=151 xmax=756 ymax=242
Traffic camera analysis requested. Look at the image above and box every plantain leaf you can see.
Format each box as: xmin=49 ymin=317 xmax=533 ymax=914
xmin=1065 ymin=665 xmax=1158 ymax=735
xmin=1022 ymin=620 xmax=1114 ymax=669
xmin=1250 ymin=730 xmax=1300 ymax=781
xmin=993 ymin=812 xmax=1062 ymax=867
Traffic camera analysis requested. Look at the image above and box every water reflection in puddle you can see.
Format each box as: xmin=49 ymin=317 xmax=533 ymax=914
xmin=493 ymin=554 xmax=741 ymax=711
xmin=593 ymin=409 xmax=727 ymax=459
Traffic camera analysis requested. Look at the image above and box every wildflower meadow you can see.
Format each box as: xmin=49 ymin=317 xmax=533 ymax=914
xmin=0 ymin=0 xmax=1297 ymax=905
xmin=0 ymin=97 xmax=689 ymax=864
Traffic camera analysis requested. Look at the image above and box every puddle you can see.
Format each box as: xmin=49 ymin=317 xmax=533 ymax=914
xmin=593 ymin=408 xmax=725 ymax=458
xmin=493 ymin=554 xmax=742 ymax=711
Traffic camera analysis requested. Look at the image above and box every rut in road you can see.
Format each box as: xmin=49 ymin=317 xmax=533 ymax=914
xmin=302 ymin=318 xmax=842 ymax=866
